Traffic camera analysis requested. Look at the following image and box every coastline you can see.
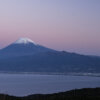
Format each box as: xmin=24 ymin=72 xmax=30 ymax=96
xmin=0 ymin=71 xmax=100 ymax=77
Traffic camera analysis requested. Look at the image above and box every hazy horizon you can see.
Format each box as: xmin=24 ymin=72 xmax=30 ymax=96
xmin=0 ymin=0 xmax=100 ymax=56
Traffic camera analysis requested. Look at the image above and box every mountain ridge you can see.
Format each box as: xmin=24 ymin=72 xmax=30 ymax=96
xmin=0 ymin=38 xmax=56 ymax=57
xmin=0 ymin=37 xmax=100 ymax=73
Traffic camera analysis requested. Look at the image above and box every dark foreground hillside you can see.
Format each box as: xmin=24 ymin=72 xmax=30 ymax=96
xmin=0 ymin=88 xmax=100 ymax=100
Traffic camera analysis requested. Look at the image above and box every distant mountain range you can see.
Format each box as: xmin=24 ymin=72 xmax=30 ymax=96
xmin=0 ymin=37 xmax=100 ymax=73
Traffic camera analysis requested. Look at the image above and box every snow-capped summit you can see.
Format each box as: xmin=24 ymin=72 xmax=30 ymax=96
xmin=0 ymin=37 xmax=55 ymax=56
xmin=14 ymin=37 xmax=36 ymax=45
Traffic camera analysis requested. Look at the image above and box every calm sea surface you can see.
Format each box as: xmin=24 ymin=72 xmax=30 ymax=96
xmin=0 ymin=73 xmax=100 ymax=96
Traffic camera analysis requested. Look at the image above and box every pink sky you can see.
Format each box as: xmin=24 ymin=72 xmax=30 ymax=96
xmin=0 ymin=0 xmax=100 ymax=56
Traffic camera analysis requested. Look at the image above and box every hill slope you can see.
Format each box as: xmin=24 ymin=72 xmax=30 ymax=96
xmin=0 ymin=88 xmax=100 ymax=100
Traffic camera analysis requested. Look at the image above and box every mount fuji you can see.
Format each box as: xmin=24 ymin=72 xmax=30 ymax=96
xmin=14 ymin=37 xmax=36 ymax=44
xmin=0 ymin=37 xmax=55 ymax=57
xmin=0 ymin=37 xmax=100 ymax=74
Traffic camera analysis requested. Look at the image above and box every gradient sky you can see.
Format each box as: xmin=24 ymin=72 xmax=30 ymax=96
xmin=0 ymin=0 xmax=100 ymax=55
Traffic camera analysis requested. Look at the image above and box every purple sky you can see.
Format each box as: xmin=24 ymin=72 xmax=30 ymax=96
xmin=0 ymin=0 xmax=100 ymax=56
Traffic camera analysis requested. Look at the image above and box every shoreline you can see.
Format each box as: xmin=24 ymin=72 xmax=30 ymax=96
xmin=0 ymin=71 xmax=100 ymax=77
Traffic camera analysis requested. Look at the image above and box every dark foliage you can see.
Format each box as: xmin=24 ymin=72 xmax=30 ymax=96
xmin=0 ymin=88 xmax=100 ymax=100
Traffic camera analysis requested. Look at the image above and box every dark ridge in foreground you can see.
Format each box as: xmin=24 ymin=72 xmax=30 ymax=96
xmin=0 ymin=88 xmax=100 ymax=100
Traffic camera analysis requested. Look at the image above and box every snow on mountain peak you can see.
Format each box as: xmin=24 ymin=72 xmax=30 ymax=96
xmin=14 ymin=37 xmax=36 ymax=45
